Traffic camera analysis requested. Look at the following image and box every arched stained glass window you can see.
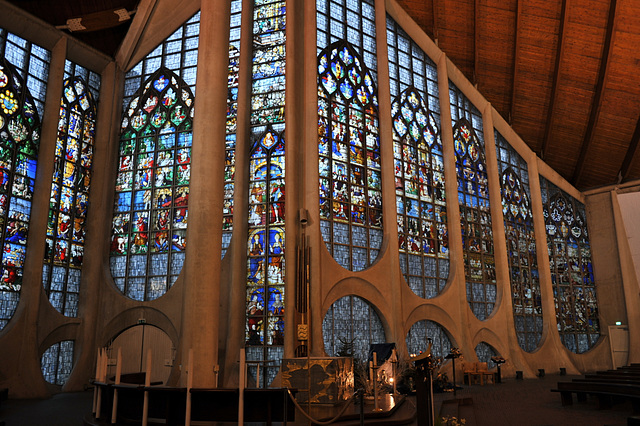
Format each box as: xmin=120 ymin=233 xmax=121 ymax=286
xmin=323 ymin=295 xmax=385 ymax=361
xmin=41 ymin=340 xmax=74 ymax=385
xmin=43 ymin=65 xmax=99 ymax=318
xmin=0 ymin=31 xmax=49 ymax=330
xmin=452 ymin=114 xmax=495 ymax=320
xmin=387 ymin=18 xmax=448 ymax=299
xmin=317 ymin=40 xmax=381 ymax=271
xmin=245 ymin=0 xmax=286 ymax=389
xmin=540 ymin=178 xmax=600 ymax=353
xmin=496 ymin=132 xmax=542 ymax=352
xmin=474 ymin=341 xmax=499 ymax=369
xmin=110 ymin=67 xmax=194 ymax=301
xmin=222 ymin=0 xmax=242 ymax=258
xmin=405 ymin=319 xmax=453 ymax=359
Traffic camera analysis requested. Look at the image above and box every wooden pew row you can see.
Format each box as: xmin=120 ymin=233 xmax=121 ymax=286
xmin=93 ymin=382 xmax=296 ymax=425
xmin=552 ymin=381 xmax=640 ymax=412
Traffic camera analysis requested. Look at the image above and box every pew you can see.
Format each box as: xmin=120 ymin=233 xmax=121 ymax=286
xmin=552 ymin=381 xmax=640 ymax=411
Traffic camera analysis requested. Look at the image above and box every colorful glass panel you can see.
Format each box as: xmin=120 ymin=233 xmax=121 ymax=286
xmin=317 ymin=39 xmax=381 ymax=271
xmin=43 ymin=63 xmax=99 ymax=318
xmin=110 ymin=67 xmax=194 ymax=301
xmin=0 ymin=30 xmax=49 ymax=330
xmin=540 ymin=177 xmax=600 ymax=353
xmin=245 ymin=0 xmax=287 ymax=389
xmin=496 ymin=132 xmax=542 ymax=352
xmin=222 ymin=0 xmax=242 ymax=258
xmin=322 ymin=295 xmax=386 ymax=361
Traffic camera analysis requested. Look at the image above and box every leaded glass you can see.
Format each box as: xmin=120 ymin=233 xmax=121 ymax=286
xmin=246 ymin=0 xmax=286 ymax=388
xmin=0 ymin=30 xmax=49 ymax=331
xmin=322 ymin=295 xmax=386 ymax=361
xmin=222 ymin=0 xmax=242 ymax=258
xmin=540 ymin=177 xmax=600 ymax=353
xmin=387 ymin=18 xmax=448 ymax=298
xmin=41 ymin=340 xmax=74 ymax=385
xmin=496 ymin=132 xmax=542 ymax=352
xmin=110 ymin=67 xmax=194 ymax=301
xmin=317 ymin=38 xmax=381 ymax=271
xmin=451 ymin=85 xmax=495 ymax=320
xmin=474 ymin=341 xmax=499 ymax=369
xmin=405 ymin=319 xmax=453 ymax=359
xmin=43 ymin=62 xmax=100 ymax=318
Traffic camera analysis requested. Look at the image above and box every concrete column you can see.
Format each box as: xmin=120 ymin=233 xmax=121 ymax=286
xmin=179 ymin=0 xmax=230 ymax=388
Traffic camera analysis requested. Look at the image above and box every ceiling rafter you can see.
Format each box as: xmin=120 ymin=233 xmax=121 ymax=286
xmin=509 ymin=0 xmax=522 ymax=125
xmin=619 ymin=115 xmax=640 ymax=183
xmin=571 ymin=0 xmax=618 ymax=186
xmin=541 ymin=0 xmax=569 ymax=160
xmin=473 ymin=0 xmax=479 ymax=86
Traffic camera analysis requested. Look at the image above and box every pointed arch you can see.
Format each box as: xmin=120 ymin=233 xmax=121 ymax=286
xmin=318 ymin=39 xmax=382 ymax=272
xmin=392 ymin=86 xmax=449 ymax=299
xmin=453 ymin=118 xmax=496 ymax=320
xmin=0 ymin=58 xmax=42 ymax=330
xmin=541 ymin=178 xmax=600 ymax=353
xmin=109 ymin=67 xmax=194 ymax=301
xmin=43 ymin=76 xmax=98 ymax=317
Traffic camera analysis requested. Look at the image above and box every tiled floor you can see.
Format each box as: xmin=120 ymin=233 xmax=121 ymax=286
xmin=0 ymin=375 xmax=636 ymax=425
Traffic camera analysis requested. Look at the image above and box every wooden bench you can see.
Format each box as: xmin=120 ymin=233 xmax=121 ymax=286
xmin=552 ymin=381 xmax=640 ymax=411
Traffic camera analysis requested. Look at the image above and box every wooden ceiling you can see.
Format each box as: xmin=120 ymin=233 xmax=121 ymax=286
xmin=397 ymin=0 xmax=640 ymax=190
xmin=9 ymin=0 xmax=640 ymax=190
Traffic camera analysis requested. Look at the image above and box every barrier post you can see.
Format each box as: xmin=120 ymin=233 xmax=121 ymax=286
xmin=111 ymin=347 xmax=122 ymax=423
xmin=142 ymin=350 xmax=152 ymax=426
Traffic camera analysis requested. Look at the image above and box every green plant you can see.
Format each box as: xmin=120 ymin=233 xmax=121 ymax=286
xmin=441 ymin=415 xmax=466 ymax=426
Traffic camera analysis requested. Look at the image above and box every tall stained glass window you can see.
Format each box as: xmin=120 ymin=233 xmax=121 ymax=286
xmin=110 ymin=13 xmax=199 ymax=301
xmin=222 ymin=0 xmax=242 ymax=258
xmin=496 ymin=132 xmax=542 ymax=351
xmin=0 ymin=30 xmax=49 ymax=330
xmin=450 ymin=85 xmax=495 ymax=320
xmin=540 ymin=177 xmax=600 ymax=353
xmin=43 ymin=62 xmax=100 ymax=318
xmin=317 ymin=0 xmax=381 ymax=271
xmin=322 ymin=295 xmax=385 ymax=361
xmin=387 ymin=17 xmax=448 ymax=298
xmin=41 ymin=340 xmax=74 ymax=385
xmin=246 ymin=0 xmax=286 ymax=388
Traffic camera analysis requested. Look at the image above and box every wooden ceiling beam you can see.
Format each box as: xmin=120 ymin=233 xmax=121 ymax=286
xmin=619 ymin=114 xmax=640 ymax=182
xmin=473 ymin=0 xmax=479 ymax=86
xmin=509 ymin=0 xmax=522 ymax=125
xmin=571 ymin=0 xmax=618 ymax=186
xmin=541 ymin=0 xmax=569 ymax=160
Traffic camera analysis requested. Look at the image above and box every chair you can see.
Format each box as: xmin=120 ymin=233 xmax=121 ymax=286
xmin=476 ymin=362 xmax=495 ymax=385
xmin=462 ymin=362 xmax=481 ymax=385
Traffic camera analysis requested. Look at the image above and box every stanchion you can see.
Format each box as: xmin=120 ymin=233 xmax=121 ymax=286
xmin=238 ymin=348 xmax=245 ymax=425
xmin=184 ymin=349 xmax=193 ymax=426
xmin=142 ymin=350 xmax=152 ymax=426
xmin=92 ymin=348 xmax=101 ymax=416
xmin=111 ymin=348 xmax=122 ymax=423
xmin=95 ymin=348 xmax=107 ymax=419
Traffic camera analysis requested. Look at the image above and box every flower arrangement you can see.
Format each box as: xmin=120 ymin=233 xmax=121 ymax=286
xmin=441 ymin=415 xmax=466 ymax=426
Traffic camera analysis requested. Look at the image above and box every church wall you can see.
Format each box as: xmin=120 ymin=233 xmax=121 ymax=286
xmin=0 ymin=0 xmax=636 ymax=398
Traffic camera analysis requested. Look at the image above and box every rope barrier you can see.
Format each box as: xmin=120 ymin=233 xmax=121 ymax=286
xmin=286 ymin=388 xmax=361 ymax=425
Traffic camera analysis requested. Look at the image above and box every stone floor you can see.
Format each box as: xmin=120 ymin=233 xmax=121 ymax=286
xmin=0 ymin=375 xmax=637 ymax=425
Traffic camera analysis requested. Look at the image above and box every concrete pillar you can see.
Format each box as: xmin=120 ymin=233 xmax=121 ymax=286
xmin=179 ymin=0 xmax=230 ymax=388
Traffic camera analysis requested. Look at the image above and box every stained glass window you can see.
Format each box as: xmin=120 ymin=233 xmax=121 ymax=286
xmin=451 ymin=85 xmax=495 ymax=320
xmin=42 ymin=62 xmax=100 ymax=318
xmin=474 ymin=341 xmax=499 ymax=369
xmin=41 ymin=340 xmax=74 ymax=385
xmin=540 ymin=177 xmax=600 ymax=353
xmin=222 ymin=0 xmax=242 ymax=258
xmin=388 ymin=18 xmax=448 ymax=298
xmin=110 ymin=13 xmax=199 ymax=301
xmin=0 ymin=29 xmax=49 ymax=331
xmin=245 ymin=0 xmax=286 ymax=388
xmin=317 ymin=38 xmax=381 ymax=271
xmin=496 ymin=132 xmax=542 ymax=352
xmin=322 ymin=295 xmax=385 ymax=361
xmin=405 ymin=320 xmax=453 ymax=359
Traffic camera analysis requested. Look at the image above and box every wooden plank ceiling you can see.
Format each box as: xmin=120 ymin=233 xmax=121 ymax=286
xmin=8 ymin=0 xmax=640 ymax=190
xmin=397 ymin=0 xmax=640 ymax=190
